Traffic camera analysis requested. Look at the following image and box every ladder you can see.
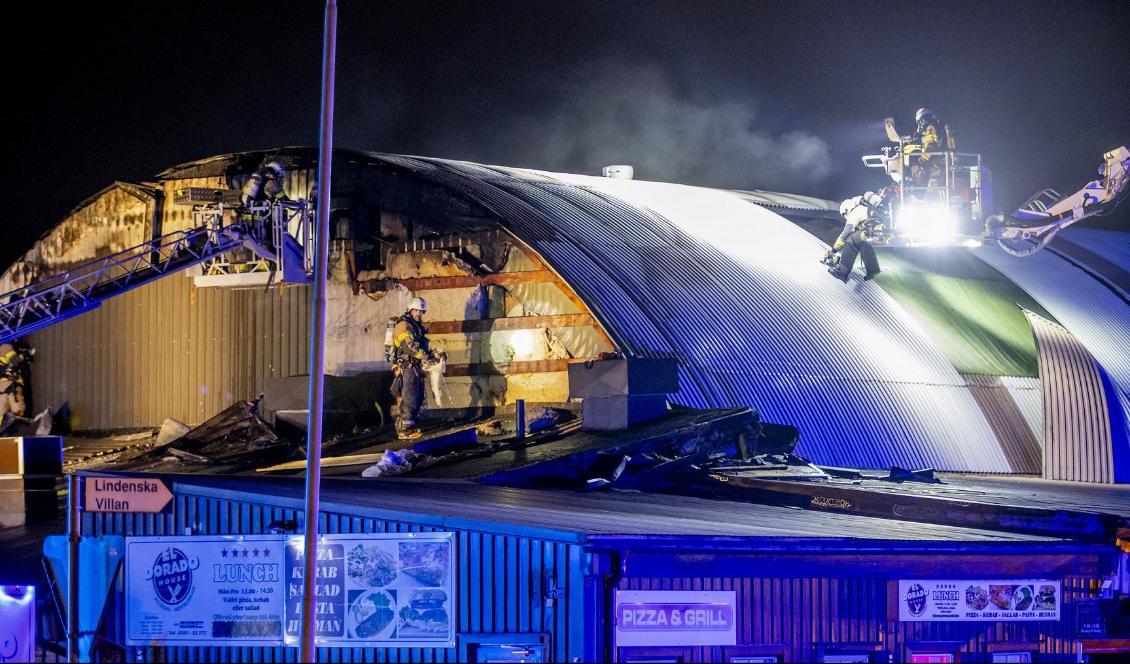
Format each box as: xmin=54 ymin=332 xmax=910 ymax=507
xmin=0 ymin=201 xmax=312 ymax=344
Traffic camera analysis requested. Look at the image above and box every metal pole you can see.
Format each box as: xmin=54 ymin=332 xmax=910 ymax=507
xmin=301 ymin=1 xmax=337 ymax=661
xmin=66 ymin=474 xmax=82 ymax=663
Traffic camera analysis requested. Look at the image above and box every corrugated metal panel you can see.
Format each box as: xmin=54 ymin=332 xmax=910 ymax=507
xmin=616 ymin=576 xmax=1092 ymax=662
xmin=82 ymin=478 xmax=587 ymax=663
xmin=382 ymin=156 xmax=1014 ymax=472
xmin=729 ymin=188 xmax=839 ymax=213
xmin=1054 ymin=228 xmax=1130 ymax=297
xmin=1026 ymin=311 xmax=1115 ymax=483
xmin=961 ymin=374 xmax=1042 ymax=474
xmin=29 ymin=271 xmax=309 ymax=428
xmin=973 ymin=243 xmax=1130 ymax=399
xmin=1000 ymin=376 xmax=1045 ymax=450
xmin=872 ymin=249 xmax=1048 ymax=377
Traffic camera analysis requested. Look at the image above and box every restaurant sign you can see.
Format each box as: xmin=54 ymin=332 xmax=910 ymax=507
xmin=614 ymin=590 xmax=737 ymax=646
xmin=898 ymin=580 xmax=1061 ymax=622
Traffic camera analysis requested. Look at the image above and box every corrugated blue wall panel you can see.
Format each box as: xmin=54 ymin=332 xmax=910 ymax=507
xmin=616 ymin=576 xmax=1094 ymax=662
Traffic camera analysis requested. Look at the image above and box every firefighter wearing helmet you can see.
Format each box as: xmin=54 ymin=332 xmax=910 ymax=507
xmin=390 ymin=296 xmax=436 ymax=438
xmin=240 ymin=159 xmax=290 ymax=207
xmin=904 ymin=107 xmax=952 ymax=189
xmin=823 ymin=188 xmax=892 ymax=282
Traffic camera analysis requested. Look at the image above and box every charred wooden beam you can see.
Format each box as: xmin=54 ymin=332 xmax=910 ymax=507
xmin=390 ymin=270 xmax=557 ymax=291
xmin=427 ymin=313 xmax=594 ymax=335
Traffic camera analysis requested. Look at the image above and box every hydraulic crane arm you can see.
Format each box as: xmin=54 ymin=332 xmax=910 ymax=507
xmin=987 ymin=146 xmax=1129 ymax=257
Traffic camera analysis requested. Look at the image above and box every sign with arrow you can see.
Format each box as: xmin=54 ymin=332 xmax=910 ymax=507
xmin=85 ymin=477 xmax=173 ymax=513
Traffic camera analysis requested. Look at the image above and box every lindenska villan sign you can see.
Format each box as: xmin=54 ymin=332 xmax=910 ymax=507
xmin=85 ymin=477 xmax=173 ymax=513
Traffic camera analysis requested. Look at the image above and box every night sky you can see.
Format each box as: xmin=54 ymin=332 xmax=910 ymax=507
xmin=7 ymin=0 xmax=1129 ymax=267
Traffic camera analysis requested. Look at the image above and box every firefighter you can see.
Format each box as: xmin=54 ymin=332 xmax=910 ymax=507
xmin=240 ymin=160 xmax=289 ymax=207
xmin=904 ymin=108 xmax=951 ymax=190
xmin=390 ymin=297 xmax=436 ymax=439
xmin=0 ymin=341 xmax=33 ymax=418
xmin=824 ymin=190 xmax=885 ymax=282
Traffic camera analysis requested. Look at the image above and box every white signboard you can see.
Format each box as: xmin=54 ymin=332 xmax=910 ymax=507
xmin=898 ymin=580 xmax=1061 ymax=622
xmin=284 ymin=533 xmax=455 ymax=648
xmin=125 ymin=536 xmax=287 ymax=645
xmin=86 ymin=477 xmax=172 ymax=513
xmin=125 ymin=532 xmax=455 ymax=648
xmin=0 ymin=586 xmax=35 ymax=664
xmin=614 ymin=590 xmax=737 ymax=646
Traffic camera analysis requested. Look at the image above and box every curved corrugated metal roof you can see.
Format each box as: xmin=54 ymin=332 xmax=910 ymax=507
xmin=364 ymin=154 xmax=1015 ymax=472
xmin=729 ymin=189 xmax=839 ymax=214
xmin=973 ymin=241 xmax=1130 ymax=400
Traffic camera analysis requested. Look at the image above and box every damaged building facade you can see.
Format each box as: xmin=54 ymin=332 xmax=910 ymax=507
xmin=3 ymin=147 xmax=1127 ymax=481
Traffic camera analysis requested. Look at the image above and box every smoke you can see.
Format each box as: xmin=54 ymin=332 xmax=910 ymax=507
xmin=430 ymin=62 xmax=836 ymax=191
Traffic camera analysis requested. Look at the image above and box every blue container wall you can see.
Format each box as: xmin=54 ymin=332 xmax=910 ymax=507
xmin=81 ymin=486 xmax=588 ymax=663
xmin=615 ymin=576 xmax=1097 ymax=662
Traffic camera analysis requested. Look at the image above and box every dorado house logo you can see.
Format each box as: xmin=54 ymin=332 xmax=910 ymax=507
xmin=146 ymin=547 xmax=199 ymax=609
xmin=904 ymin=583 xmax=928 ymax=617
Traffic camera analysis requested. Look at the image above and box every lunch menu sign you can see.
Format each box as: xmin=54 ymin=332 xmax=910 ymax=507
xmin=125 ymin=533 xmax=454 ymax=647
xmin=898 ymin=580 xmax=1062 ymax=622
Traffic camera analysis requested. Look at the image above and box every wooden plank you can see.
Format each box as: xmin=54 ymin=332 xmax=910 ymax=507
xmin=427 ymin=313 xmax=593 ymax=335
xmin=445 ymin=359 xmax=580 ymax=377
xmin=390 ymin=270 xmax=557 ymax=291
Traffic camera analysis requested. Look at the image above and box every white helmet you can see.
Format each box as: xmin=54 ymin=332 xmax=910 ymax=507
xmin=408 ymin=296 xmax=427 ymax=312
xmin=264 ymin=161 xmax=286 ymax=178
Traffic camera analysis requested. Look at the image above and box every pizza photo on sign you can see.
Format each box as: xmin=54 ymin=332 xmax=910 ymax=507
xmin=398 ymin=542 xmax=449 ymax=587
xmin=989 ymin=585 xmax=1018 ymax=610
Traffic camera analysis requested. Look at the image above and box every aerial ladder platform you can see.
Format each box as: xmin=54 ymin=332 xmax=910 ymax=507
xmin=0 ymin=197 xmax=312 ymax=345
xmin=861 ymin=116 xmax=1128 ymax=256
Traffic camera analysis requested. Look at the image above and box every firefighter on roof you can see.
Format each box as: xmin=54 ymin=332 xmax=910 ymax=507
xmin=824 ymin=189 xmax=889 ymax=282
xmin=390 ymin=297 xmax=436 ymax=439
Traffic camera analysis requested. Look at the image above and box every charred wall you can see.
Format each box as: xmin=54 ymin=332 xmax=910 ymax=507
xmin=14 ymin=152 xmax=612 ymax=429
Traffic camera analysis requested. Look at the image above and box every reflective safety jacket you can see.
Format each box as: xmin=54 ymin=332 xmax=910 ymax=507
xmin=393 ymin=314 xmax=432 ymax=365
xmin=905 ymin=119 xmax=950 ymax=164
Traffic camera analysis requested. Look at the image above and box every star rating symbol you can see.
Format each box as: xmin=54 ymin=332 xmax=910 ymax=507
xmin=221 ymin=549 xmax=229 ymax=558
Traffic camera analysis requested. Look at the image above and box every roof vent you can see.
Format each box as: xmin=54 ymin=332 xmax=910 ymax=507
xmin=602 ymin=165 xmax=634 ymax=180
